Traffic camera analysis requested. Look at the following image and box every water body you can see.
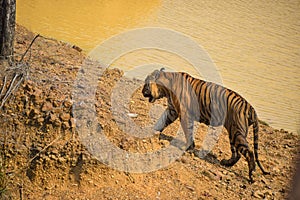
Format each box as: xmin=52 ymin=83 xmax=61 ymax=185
xmin=17 ymin=0 xmax=300 ymax=133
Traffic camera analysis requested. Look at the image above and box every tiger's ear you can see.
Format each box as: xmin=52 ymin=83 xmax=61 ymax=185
xmin=154 ymin=70 xmax=160 ymax=79
xmin=154 ymin=68 xmax=165 ymax=79
xmin=154 ymin=68 xmax=165 ymax=78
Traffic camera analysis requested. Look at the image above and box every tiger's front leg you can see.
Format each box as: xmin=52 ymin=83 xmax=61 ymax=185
xmin=180 ymin=114 xmax=195 ymax=152
xmin=154 ymin=108 xmax=178 ymax=132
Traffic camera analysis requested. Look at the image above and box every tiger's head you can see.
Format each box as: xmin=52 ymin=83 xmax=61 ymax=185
xmin=142 ymin=68 xmax=170 ymax=103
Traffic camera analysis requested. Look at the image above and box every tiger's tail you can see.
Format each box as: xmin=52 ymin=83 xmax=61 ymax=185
xmin=251 ymin=107 xmax=270 ymax=175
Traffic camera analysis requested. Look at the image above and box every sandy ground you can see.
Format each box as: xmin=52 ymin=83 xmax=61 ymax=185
xmin=0 ymin=25 xmax=299 ymax=200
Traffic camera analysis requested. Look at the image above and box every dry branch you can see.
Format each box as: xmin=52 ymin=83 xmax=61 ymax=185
xmin=0 ymin=34 xmax=40 ymax=110
xmin=19 ymin=34 xmax=40 ymax=63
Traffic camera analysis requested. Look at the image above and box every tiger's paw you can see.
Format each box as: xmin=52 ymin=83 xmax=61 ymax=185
xmin=186 ymin=142 xmax=195 ymax=152
xmin=158 ymin=133 xmax=171 ymax=141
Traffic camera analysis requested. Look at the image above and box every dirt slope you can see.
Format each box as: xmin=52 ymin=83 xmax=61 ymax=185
xmin=0 ymin=25 xmax=299 ymax=200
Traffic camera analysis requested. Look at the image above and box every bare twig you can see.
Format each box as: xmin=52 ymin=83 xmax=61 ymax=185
xmin=19 ymin=34 xmax=40 ymax=63
xmin=9 ymin=74 xmax=24 ymax=94
xmin=6 ymin=74 xmax=24 ymax=105
xmin=0 ymin=73 xmax=24 ymax=109
xmin=26 ymin=136 xmax=61 ymax=165
xmin=0 ymin=73 xmax=18 ymax=104
xmin=0 ymin=76 xmax=7 ymax=99
xmin=5 ymin=135 xmax=62 ymax=178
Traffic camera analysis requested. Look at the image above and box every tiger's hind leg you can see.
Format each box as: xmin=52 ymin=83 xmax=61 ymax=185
xmin=235 ymin=134 xmax=256 ymax=183
xmin=220 ymin=143 xmax=241 ymax=166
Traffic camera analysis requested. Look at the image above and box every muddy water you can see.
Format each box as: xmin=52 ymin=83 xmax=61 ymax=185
xmin=16 ymin=0 xmax=299 ymax=133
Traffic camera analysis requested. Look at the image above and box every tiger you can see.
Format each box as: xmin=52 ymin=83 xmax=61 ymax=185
xmin=142 ymin=68 xmax=269 ymax=182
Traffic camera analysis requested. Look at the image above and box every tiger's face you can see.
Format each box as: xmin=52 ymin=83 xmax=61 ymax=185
xmin=142 ymin=69 xmax=167 ymax=103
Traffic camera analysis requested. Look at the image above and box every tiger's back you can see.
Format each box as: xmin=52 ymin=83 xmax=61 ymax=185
xmin=177 ymin=72 xmax=255 ymax=129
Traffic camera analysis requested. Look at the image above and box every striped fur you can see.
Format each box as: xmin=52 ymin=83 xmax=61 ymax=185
xmin=142 ymin=69 xmax=269 ymax=182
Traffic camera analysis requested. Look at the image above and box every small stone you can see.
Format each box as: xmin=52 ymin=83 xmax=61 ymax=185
xmin=50 ymin=113 xmax=58 ymax=122
xmin=49 ymin=154 xmax=57 ymax=160
xmin=33 ymin=88 xmax=43 ymax=97
xmin=34 ymin=97 xmax=44 ymax=105
xmin=63 ymin=100 xmax=73 ymax=108
xmin=49 ymin=114 xmax=61 ymax=126
xmin=160 ymin=140 xmax=169 ymax=147
xmin=37 ymin=117 xmax=44 ymax=123
xmin=42 ymin=102 xmax=53 ymax=112
xmin=128 ymin=113 xmax=138 ymax=118
xmin=253 ymin=190 xmax=264 ymax=198
xmin=240 ymin=184 xmax=246 ymax=189
xmin=222 ymin=170 xmax=228 ymax=175
xmin=180 ymin=157 xmax=188 ymax=164
xmin=53 ymin=100 xmax=62 ymax=107
xmin=70 ymin=118 xmax=76 ymax=128
xmin=45 ymin=157 xmax=50 ymax=162
xmin=62 ymin=121 xmax=70 ymax=129
xmin=72 ymin=45 xmax=82 ymax=52
xmin=185 ymin=185 xmax=195 ymax=191
xmin=60 ymin=113 xmax=71 ymax=121
xmin=58 ymin=157 xmax=66 ymax=163
xmin=52 ymin=149 xmax=58 ymax=154
xmin=47 ymin=91 xmax=56 ymax=100
xmin=272 ymin=167 xmax=280 ymax=174
xmin=24 ymin=83 xmax=33 ymax=91
xmin=263 ymin=190 xmax=272 ymax=196
xmin=52 ymin=108 xmax=63 ymax=114
xmin=29 ymin=109 xmax=39 ymax=118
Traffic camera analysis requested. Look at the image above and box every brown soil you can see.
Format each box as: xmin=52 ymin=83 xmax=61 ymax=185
xmin=0 ymin=25 xmax=299 ymax=200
